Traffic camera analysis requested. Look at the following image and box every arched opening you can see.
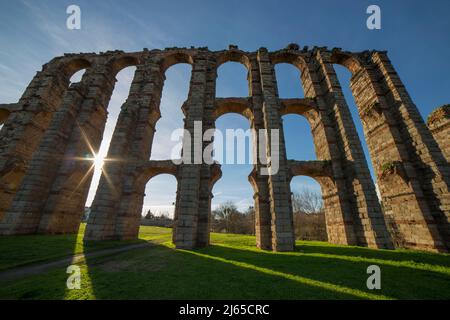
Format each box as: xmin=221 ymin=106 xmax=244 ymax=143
xmin=150 ymin=63 xmax=192 ymax=160
xmin=68 ymin=68 xmax=86 ymax=84
xmin=84 ymin=66 xmax=136 ymax=209
xmin=274 ymin=63 xmax=304 ymax=98
xmin=290 ymin=175 xmax=327 ymax=242
xmin=62 ymin=58 xmax=91 ymax=91
xmin=333 ymin=64 xmax=380 ymax=198
xmin=211 ymin=113 xmax=255 ymax=236
xmin=216 ymin=62 xmax=249 ymax=97
xmin=282 ymin=114 xmax=316 ymax=161
xmin=140 ymin=174 xmax=177 ymax=233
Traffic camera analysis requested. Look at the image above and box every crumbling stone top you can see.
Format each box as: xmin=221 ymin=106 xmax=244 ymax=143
xmin=45 ymin=45 xmax=387 ymax=71
xmin=427 ymin=104 xmax=450 ymax=127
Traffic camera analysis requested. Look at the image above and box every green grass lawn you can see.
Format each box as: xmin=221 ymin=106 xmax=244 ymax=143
xmin=0 ymin=225 xmax=449 ymax=300
xmin=0 ymin=224 xmax=141 ymax=271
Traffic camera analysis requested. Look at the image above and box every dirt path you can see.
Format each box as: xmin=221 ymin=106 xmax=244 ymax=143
xmin=0 ymin=241 xmax=155 ymax=283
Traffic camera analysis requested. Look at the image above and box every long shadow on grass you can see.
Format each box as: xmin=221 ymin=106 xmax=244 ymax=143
xmin=4 ymin=236 xmax=449 ymax=300
xmin=194 ymin=244 xmax=450 ymax=300
xmin=0 ymin=223 xmax=143 ymax=272
xmin=0 ymin=224 xmax=147 ymax=300
xmin=295 ymin=242 xmax=450 ymax=268
xmin=80 ymin=243 xmax=377 ymax=300
xmin=78 ymin=236 xmax=450 ymax=300
xmin=0 ymin=233 xmax=81 ymax=272
xmin=0 ymin=233 xmax=80 ymax=300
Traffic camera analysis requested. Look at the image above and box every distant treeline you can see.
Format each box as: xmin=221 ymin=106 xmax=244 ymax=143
xmin=140 ymin=188 xmax=327 ymax=241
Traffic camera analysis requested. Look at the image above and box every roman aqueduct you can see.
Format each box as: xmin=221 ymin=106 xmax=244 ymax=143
xmin=0 ymin=44 xmax=448 ymax=252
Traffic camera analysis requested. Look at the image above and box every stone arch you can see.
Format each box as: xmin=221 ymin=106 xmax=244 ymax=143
xmin=289 ymin=174 xmax=328 ymax=241
xmin=209 ymin=111 xmax=256 ymax=245
xmin=270 ymin=51 xmax=308 ymax=74
xmin=146 ymin=52 xmax=194 ymax=157
xmin=329 ymin=50 xmax=364 ymax=74
xmin=151 ymin=61 xmax=192 ymax=160
xmin=106 ymin=161 xmax=180 ymax=240
xmin=270 ymin=52 xmax=310 ymax=104
xmin=137 ymin=160 xmax=179 ymax=187
xmin=216 ymin=50 xmax=251 ymax=70
xmin=287 ymin=160 xmax=348 ymax=244
xmin=108 ymin=55 xmax=141 ymax=76
xmin=2 ymin=46 xmax=447 ymax=253
xmin=214 ymin=98 xmax=254 ymax=122
xmin=160 ymin=51 xmax=194 ymax=73
xmin=60 ymin=57 xmax=93 ymax=79
xmin=211 ymin=111 xmax=255 ymax=191
xmin=279 ymin=98 xmax=319 ymax=125
xmin=138 ymin=166 xmax=180 ymax=221
xmin=273 ymin=62 xmax=305 ymax=98
xmin=215 ymin=50 xmax=252 ymax=97
xmin=279 ymin=99 xmax=331 ymax=161
xmin=86 ymin=54 xmax=194 ymax=241
xmin=212 ymin=111 xmax=255 ymax=165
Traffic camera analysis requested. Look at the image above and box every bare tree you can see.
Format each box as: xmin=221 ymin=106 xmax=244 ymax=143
xmin=292 ymin=188 xmax=327 ymax=241
xmin=211 ymin=202 xmax=255 ymax=235
xmin=292 ymin=188 xmax=323 ymax=214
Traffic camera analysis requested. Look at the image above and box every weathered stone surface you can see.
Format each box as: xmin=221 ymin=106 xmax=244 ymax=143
xmin=428 ymin=105 xmax=450 ymax=163
xmin=0 ymin=46 xmax=448 ymax=253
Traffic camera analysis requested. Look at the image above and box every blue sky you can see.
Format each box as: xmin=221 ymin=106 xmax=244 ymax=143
xmin=0 ymin=0 xmax=449 ymax=215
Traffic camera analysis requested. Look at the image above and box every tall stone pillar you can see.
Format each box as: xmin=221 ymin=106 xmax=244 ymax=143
xmin=427 ymin=105 xmax=450 ymax=163
xmin=196 ymin=164 xmax=222 ymax=247
xmin=249 ymin=168 xmax=272 ymax=249
xmin=173 ymin=54 xmax=209 ymax=249
xmin=347 ymin=51 xmax=445 ymax=252
xmin=85 ymin=59 xmax=164 ymax=240
xmin=256 ymin=48 xmax=295 ymax=251
xmin=0 ymin=61 xmax=70 ymax=221
xmin=371 ymin=52 xmax=450 ymax=250
xmin=249 ymin=55 xmax=273 ymax=250
xmin=0 ymin=64 xmax=116 ymax=235
xmin=312 ymin=51 xmax=392 ymax=249
xmin=195 ymin=56 xmax=218 ymax=247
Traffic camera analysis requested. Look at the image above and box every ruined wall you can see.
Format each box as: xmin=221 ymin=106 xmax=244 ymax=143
xmin=0 ymin=45 xmax=448 ymax=253
xmin=428 ymin=105 xmax=450 ymax=163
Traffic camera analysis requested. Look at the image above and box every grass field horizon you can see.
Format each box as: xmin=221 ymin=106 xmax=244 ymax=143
xmin=0 ymin=224 xmax=449 ymax=300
